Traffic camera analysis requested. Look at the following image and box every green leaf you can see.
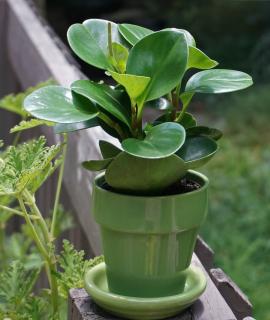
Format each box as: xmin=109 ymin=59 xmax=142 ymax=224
xmin=10 ymin=119 xmax=54 ymax=133
xmin=82 ymin=158 xmax=113 ymax=171
xmin=185 ymin=69 xmax=253 ymax=94
xmin=154 ymin=112 xmax=196 ymax=128
xmin=24 ymin=86 xmax=99 ymax=123
xmin=54 ymin=118 xmax=99 ymax=134
xmin=109 ymin=70 xmax=150 ymax=102
xmin=0 ymin=137 xmax=61 ymax=195
xmin=67 ymin=19 xmax=125 ymax=70
xmin=118 ymin=23 xmax=153 ymax=45
xmin=122 ymin=122 xmax=185 ymax=159
xmin=179 ymin=112 xmax=197 ymax=129
xmin=99 ymin=140 xmax=122 ymax=159
xmin=105 ymin=152 xmax=187 ymax=193
xmin=126 ymin=30 xmax=188 ymax=103
xmin=0 ymin=80 xmax=55 ymax=117
xmin=57 ymin=240 xmax=104 ymax=298
xmin=145 ymin=97 xmax=173 ymax=110
xmin=188 ymin=46 xmax=218 ymax=70
xmin=176 ymin=136 xmax=218 ymax=169
xmin=0 ymin=261 xmax=40 ymax=312
xmin=187 ymin=126 xmax=223 ymax=140
xmin=71 ymin=80 xmax=131 ymax=128
xmin=111 ymin=42 xmax=129 ymax=73
xmin=162 ymin=28 xmax=196 ymax=46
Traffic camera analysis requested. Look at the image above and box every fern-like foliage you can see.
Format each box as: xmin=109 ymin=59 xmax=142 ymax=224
xmin=57 ymin=240 xmax=104 ymax=298
xmin=10 ymin=119 xmax=55 ymax=133
xmin=0 ymin=261 xmax=41 ymax=316
xmin=0 ymin=136 xmax=61 ymax=195
xmin=0 ymin=80 xmax=55 ymax=117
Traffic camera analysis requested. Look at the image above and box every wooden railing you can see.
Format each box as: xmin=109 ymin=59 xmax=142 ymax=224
xmin=0 ymin=1 xmax=255 ymax=319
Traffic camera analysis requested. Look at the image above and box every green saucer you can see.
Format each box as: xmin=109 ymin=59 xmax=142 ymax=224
xmin=84 ymin=263 xmax=206 ymax=320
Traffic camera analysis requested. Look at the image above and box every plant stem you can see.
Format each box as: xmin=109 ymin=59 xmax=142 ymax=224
xmin=98 ymin=113 xmax=127 ymax=140
xmin=50 ymin=133 xmax=68 ymax=238
xmin=18 ymin=195 xmax=59 ymax=318
xmin=108 ymin=22 xmax=113 ymax=57
xmin=23 ymin=189 xmax=51 ymax=244
xmin=18 ymin=196 xmax=49 ymax=261
xmin=12 ymin=131 xmax=22 ymax=146
xmin=0 ymin=205 xmax=25 ymax=217
xmin=0 ymin=222 xmax=6 ymax=266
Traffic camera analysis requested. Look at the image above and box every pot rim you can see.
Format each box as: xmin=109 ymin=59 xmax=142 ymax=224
xmin=94 ymin=170 xmax=209 ymax=200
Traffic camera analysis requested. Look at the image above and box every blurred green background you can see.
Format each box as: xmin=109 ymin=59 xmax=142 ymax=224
xmin=42 ymin=0 xmax=270 ymax=318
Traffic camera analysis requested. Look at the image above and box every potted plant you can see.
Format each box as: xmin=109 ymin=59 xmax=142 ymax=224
xmin=23 ymin=20 xmax=253 ymax=319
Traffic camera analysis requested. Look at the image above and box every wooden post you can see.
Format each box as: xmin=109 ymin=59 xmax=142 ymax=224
xmin=210 ymin=268 xmax=252 ymax=319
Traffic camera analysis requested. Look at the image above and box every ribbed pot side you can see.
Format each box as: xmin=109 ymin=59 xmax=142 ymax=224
xmin=92 ymin=170 xmax=209 ymax=298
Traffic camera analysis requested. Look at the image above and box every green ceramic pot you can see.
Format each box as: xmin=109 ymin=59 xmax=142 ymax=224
xmin=92 ymin=170 xmax=208 ymax=298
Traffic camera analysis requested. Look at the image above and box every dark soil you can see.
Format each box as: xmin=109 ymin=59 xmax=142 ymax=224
xmin=101 ymin=178 xmax=201 ymax=197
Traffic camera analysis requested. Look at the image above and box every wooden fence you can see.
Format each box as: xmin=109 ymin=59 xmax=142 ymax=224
xmin=0 ymin=0 xmax=254 ymax=319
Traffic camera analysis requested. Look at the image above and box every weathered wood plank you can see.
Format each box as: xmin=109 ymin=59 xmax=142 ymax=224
xmin=210 ymin=268 xmax=252 ymax=319
xmin=194 ymin=236 xmax=214 ymax=271
xmin=68 ymin=254 xmax=236 ymax=320
xmin=5 ymin=0 xmax=119 ymax=255
xmin=190 ymin=255 xmax=236 ymax=320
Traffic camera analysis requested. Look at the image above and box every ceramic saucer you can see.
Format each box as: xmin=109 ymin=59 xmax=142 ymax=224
xmin=84 ymin=262 xmax=206 ymax=320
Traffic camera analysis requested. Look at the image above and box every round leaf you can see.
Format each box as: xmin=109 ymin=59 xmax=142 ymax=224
xmin=185 ymin=69 xmax=253 ymax=94
xmin=99 ymin=140 xmax=122 ymax=159
xmin=67 ymin=19 xmax=125 ymax=70
xmin=176 ymin=136 xmax=218 ymax=169
xmin=162 ymin=28 xmax=196 ymax=46
xmin=118 ymin=23 xmax=153 ymax=46
xmin=54 ymin=118 xmax=99 ymax=134
xmin=24 ymin=86 xmax=99 ymax=123
xmin=154 ymin=112 xmax=196 ymax=129
xmin=109 ymin=71 xmax=150 ymax=101
xmin=122 ymin=122 xmax=186 ymax=159
xmin=82 ymin=158 xmax=113 ymax=171
xmin=71 ymin=80 xmax=131 ymax=128
xmin=126 ymin=30 xmax=188 ymax=103
xmin=105 ymin=152 xmax=187 ymax=193
xmin=188 ymin=46 xmax=218 ymax=70
xmin=187 ymin=126 xmax=223 ymax=141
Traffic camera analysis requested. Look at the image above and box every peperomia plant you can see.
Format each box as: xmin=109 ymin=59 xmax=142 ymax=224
xmin=24 ymin=20 xmax=253 ymax=194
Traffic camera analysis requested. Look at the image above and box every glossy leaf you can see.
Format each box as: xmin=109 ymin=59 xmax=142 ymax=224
xmin=118 ymin=23 xmax=153 ymax=45
xmin=67 ymin=19 xmax=125 ymax=70
xmin=126 ymin=30 xmax=188 ymax=103
xmin=109 ymin=70 xmax=150 ymax=101
xmin=185 ymin=69 xmax=253 ymax=93
xmin=176 ymin=136 xmax=218 ymax=169
xmin=145 ymin=97 xmax=173 ymax=110
xmin=111 ymin=42 xmax=129 ymax=73
xmin=99 ymin=140 xmax=122 ymax=159
xmin=71 ymin=80 xmax=131 ymax=128
xmin=122 ymin=122 xmax=185 ymax=159
xmin=188 ymin=46 xmax=218 ymax=70
xmin=105 ymin=152 xmax=187 ymax=193
xmin=179 ymin=112 xmax=197 ymax=128
xmin=24 ymin=86 xmax=99 ymax=123
xmin=162 ymin=28 xmax=196 ymax=46
xmin=82 ymin=158 xmax=113 ymax=171
xmin=54 ymin=118 xmax=99 ymax=134
xmin=187 ymin=126 xmax=223 ymax=141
